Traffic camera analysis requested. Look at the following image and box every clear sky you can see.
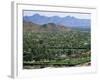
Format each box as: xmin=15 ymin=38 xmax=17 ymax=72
xmin=23 ymin=10 xmax=91 ymax=19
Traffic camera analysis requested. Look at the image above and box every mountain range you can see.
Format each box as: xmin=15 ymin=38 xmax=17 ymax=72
xmin=23 ymin=21 xmax=72 ymax=32
xmin=23 ymin=14 xmax=91 ymax=28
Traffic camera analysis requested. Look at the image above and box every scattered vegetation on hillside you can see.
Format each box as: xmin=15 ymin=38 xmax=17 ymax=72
xmin=23 ymin=23 xmax=91 ymax=69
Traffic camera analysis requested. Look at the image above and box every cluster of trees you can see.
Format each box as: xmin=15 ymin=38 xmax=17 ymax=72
xmin=23 ymin=31 xmax=91 ymax=68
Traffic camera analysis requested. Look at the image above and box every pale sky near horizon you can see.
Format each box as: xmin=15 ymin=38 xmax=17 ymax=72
xmin=23 ymin=10 xmax=91 ymax=19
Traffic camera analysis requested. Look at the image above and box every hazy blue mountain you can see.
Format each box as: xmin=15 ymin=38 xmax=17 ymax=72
xmin=23 ymin=14 xmax=91 ymax=28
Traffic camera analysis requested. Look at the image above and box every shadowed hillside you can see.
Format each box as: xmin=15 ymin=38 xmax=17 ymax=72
xmin=23 ymin=21 xmax=71 ymax=32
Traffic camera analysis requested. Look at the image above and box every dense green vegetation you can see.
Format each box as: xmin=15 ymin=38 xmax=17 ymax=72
xmin=23 ymin=30 xmax=91 ymax=69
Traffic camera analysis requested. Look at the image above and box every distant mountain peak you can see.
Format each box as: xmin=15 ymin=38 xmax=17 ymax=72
xmin=32 ymin=13 xmax=40 ymax=16
xmin=65 ymin=16 xmax=76 ymax=19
